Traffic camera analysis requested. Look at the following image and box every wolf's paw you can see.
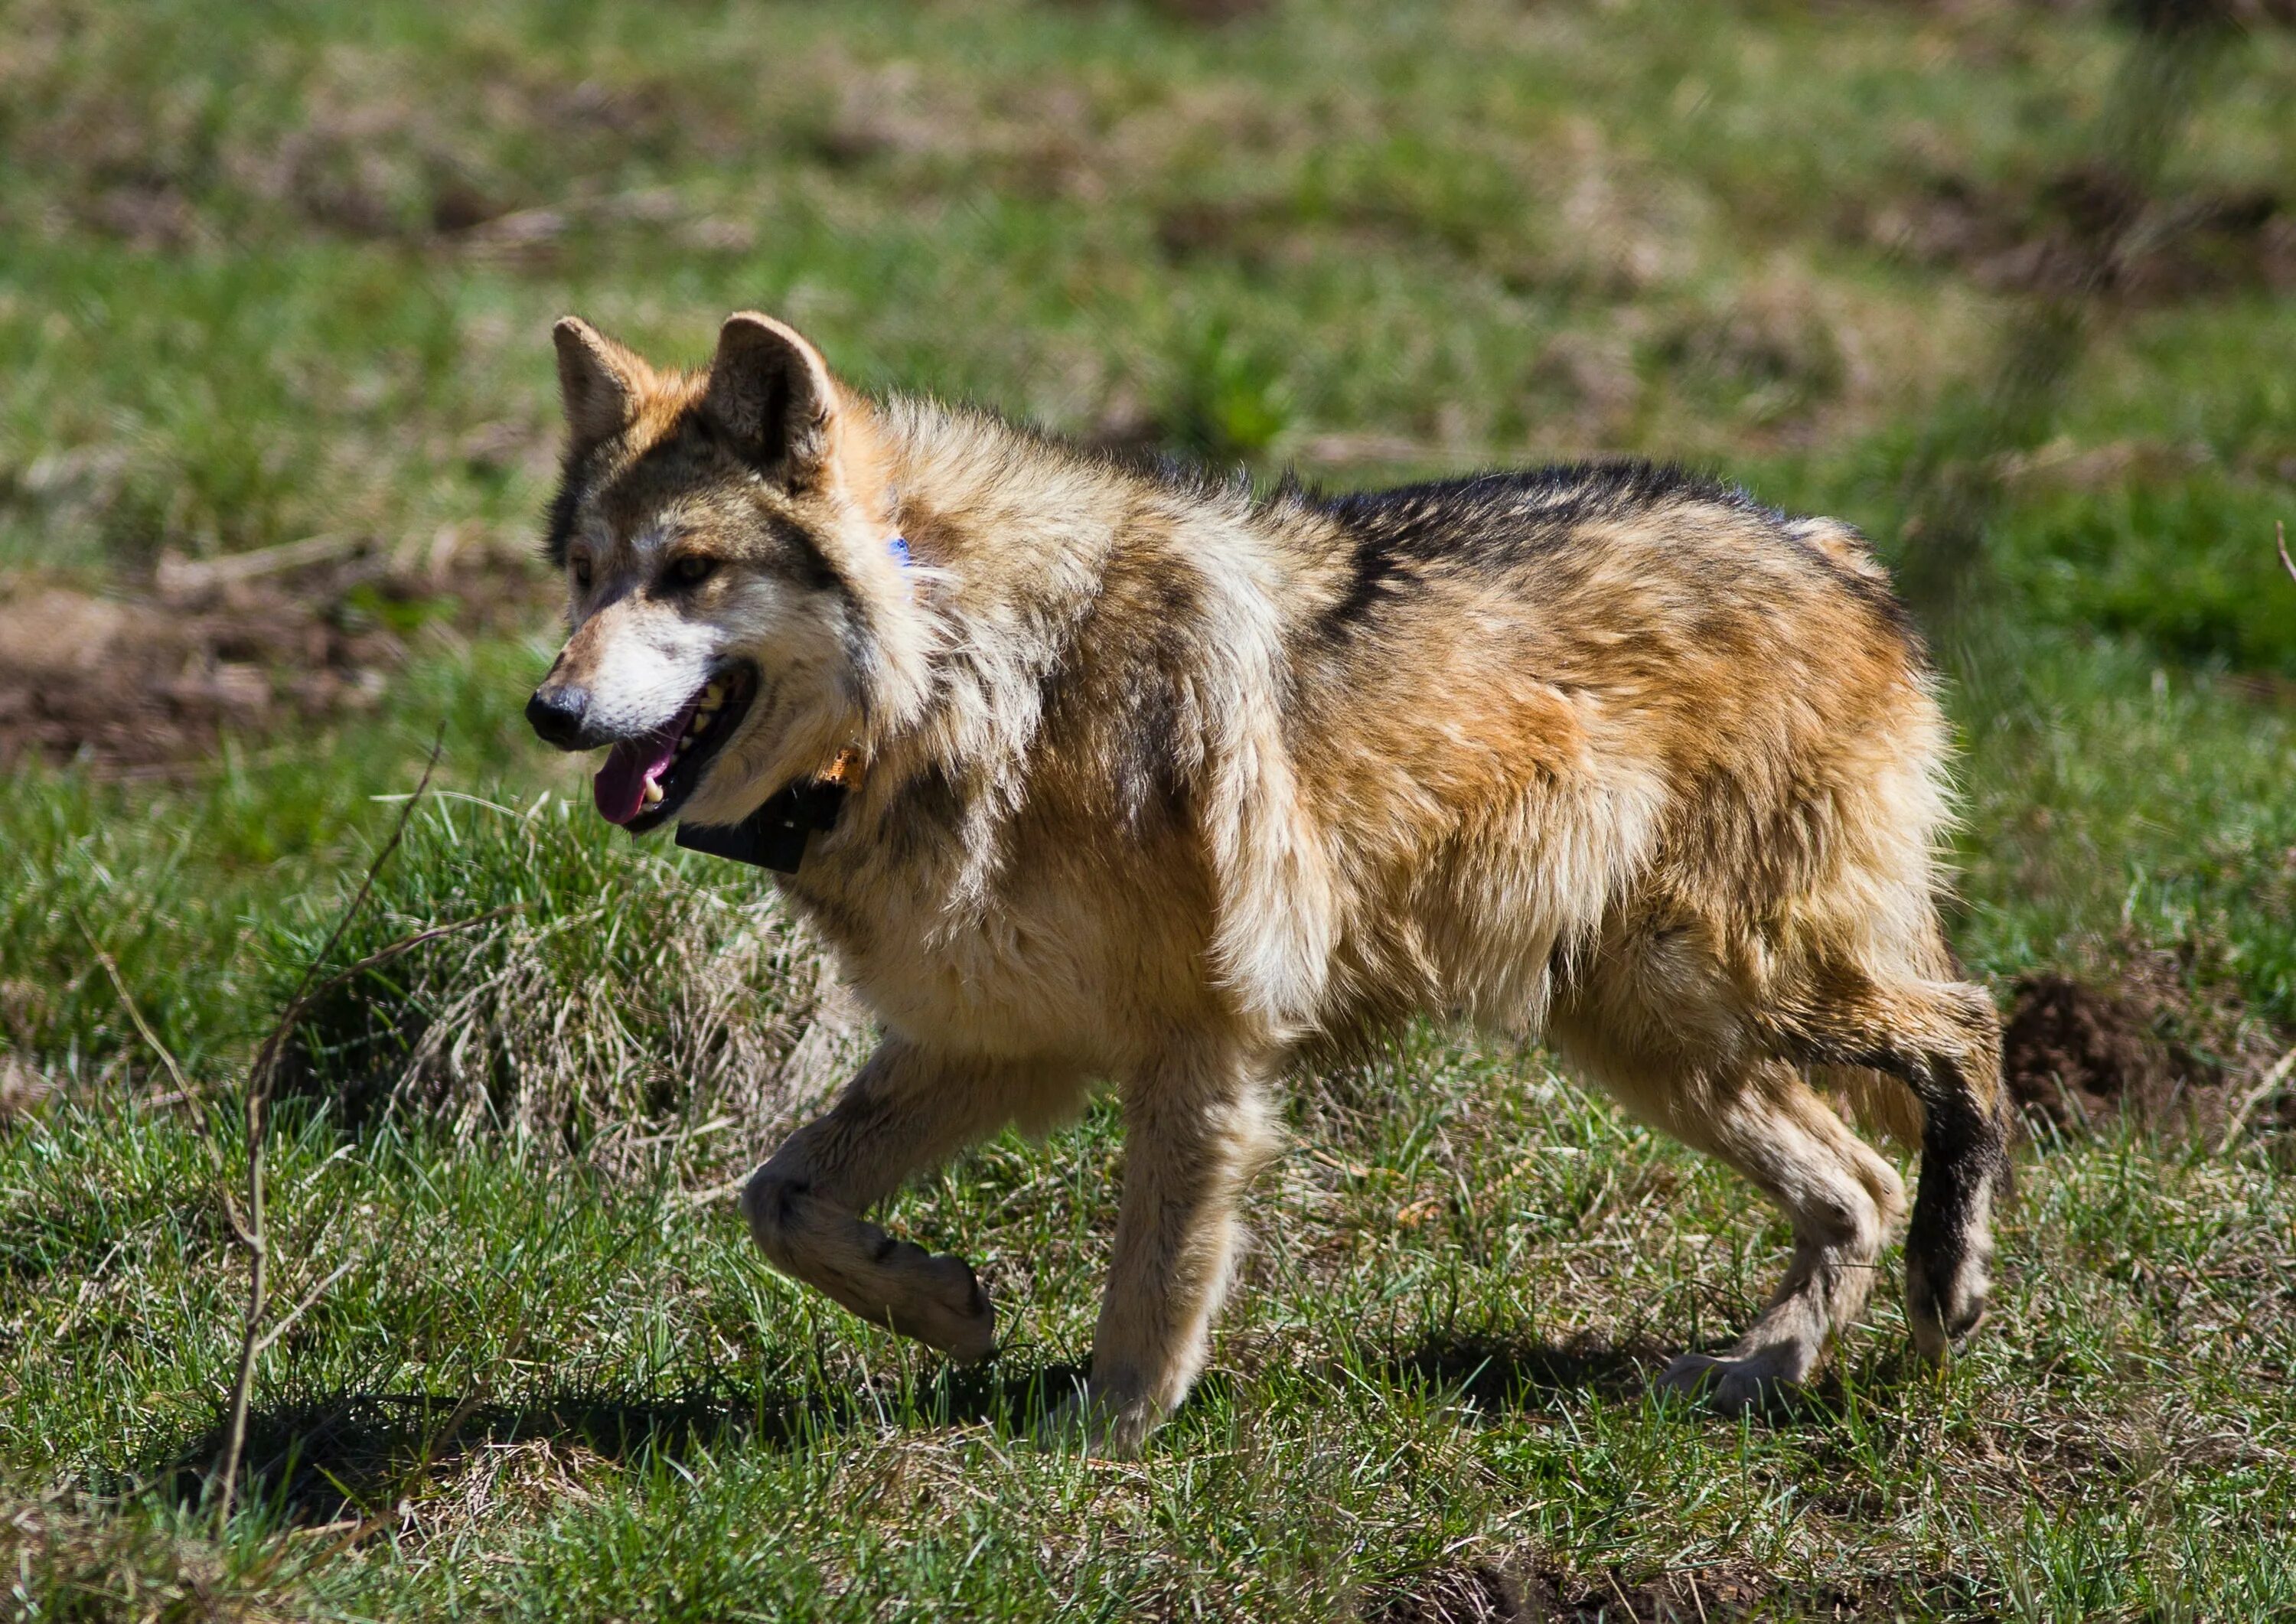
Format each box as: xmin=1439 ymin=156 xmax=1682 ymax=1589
xmin=1655 ymin=1351 xmax=1803 ymax=1415
xmin=1033 ymin=1383 xmax=1159 ymax=1459
xmin=1905 ymin=1253 xmax=1989 ymax=1366
xmin=900 ymin=1251 xmax=997 ymax=1365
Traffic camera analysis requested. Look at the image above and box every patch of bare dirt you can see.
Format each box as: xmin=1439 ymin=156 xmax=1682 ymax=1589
xmin=0 ymin=536 xmax=549 ymax=772
xmin=2004 ymin=974 xmax=2172 ymax=1130
xmin=2003 ymin=958 xmax=2294 ymax=1142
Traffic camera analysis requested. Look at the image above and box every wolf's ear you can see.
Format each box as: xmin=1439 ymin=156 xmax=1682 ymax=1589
xmin=553 ymin=317 xmax=651 ymax=449
xmin=703 ymin=312 xmax=838 ymax=488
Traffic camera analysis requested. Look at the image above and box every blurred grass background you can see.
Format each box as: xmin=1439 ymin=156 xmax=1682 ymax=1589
xmin=2 ymin=2 xmax=2293 ymax=1619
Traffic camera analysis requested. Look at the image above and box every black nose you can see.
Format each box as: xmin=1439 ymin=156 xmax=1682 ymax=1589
xmin=526 ymin=684 xmax=592 ymax=750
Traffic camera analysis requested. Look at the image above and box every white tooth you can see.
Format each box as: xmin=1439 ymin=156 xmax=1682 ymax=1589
xmin=690 ymin=711 xmax=710 ymax=734
xmin=702 ymin=683 xmax=726 ymax=709
xmin=642 ymin=781 xmax=664 ymax=805
xmin=675 ymin=736 xmax=692 ymax=754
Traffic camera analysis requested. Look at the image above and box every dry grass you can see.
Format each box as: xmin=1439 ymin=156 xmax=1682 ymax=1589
xmin=0 ymin=1050 xmax=54 ymax=1124
xmin=0 ymin=1497 xmax=295 ymax=1624
xmin=284 ymin=803 xmax=870 ymax=1180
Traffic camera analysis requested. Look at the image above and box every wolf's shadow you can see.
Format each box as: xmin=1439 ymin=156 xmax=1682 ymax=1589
xmin=1371 ymin=1331 xmax=1665 ymax=1413
xmin=152 ymin=1360 xmax=1091 ymax=1526
xmin=1374 ymin=1329 xmax=1903 ymax=1427
xmin=155 ymin=1326 xmax=1888 ymax=1522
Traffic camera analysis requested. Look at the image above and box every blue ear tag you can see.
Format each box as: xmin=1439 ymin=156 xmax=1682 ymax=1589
xmin=888 ymin=534 xmax=912 ymax=568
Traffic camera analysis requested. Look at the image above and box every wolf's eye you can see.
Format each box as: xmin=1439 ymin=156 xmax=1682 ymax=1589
xmin=570 ymin=556 xmax=592 ymax=592
xmin=667 ymin=555 xmax=718 ymax=589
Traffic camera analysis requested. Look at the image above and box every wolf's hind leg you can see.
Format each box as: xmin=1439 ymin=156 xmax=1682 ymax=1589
xmin=742 ymin=1039 xmax=1081 ymax=1364
xmin=1650 ymin=1061 xmax=1906 ymax=1411
xmin=1773 ymin=974 xmax=2008 ymax=1365
xmin=1055 ymin=1047 xmax=1278 ymax=1456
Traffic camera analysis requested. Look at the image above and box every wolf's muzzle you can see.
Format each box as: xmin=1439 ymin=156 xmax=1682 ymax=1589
xmin=526 ymin=683 xmax=597 ymax=751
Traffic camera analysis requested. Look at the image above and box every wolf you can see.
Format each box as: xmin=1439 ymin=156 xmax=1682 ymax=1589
xmin=527 ymin=311 xmax=2009 ymax=1453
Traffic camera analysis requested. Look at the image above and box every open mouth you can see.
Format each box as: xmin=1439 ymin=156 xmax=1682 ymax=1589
xmin=593 ymin=664 xmax=759 ymax=833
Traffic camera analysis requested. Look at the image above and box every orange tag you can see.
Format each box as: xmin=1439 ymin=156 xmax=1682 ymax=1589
xmin=818 ymin=748 xmax=865 ymax=791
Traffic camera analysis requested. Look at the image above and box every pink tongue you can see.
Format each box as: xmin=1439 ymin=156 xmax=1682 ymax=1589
xmin=593 ymin=725 xmax=686 ymax=825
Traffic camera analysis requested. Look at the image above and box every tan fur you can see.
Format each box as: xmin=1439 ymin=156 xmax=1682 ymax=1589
xmin=531 ymin=313 xmax=2010 ymax=1452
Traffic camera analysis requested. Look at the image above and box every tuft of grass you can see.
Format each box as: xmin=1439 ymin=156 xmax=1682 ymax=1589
xmin=278 ymin=798 xmax=859 ymax=1176
xmin=0 ymin=1495 xmax=318 ymax=1624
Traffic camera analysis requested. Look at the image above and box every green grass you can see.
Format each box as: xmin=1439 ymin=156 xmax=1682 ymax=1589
xmin=3 ymin=0 xmax=2294 ymax=1618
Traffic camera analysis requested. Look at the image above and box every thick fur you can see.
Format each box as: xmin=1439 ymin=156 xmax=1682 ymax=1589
xmin=533 ymin=313 xmax=2010 ymax=1451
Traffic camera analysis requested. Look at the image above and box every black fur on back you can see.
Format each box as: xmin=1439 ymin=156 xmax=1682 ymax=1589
xmin=1307 ymin=460 xmax=1773 ymax=641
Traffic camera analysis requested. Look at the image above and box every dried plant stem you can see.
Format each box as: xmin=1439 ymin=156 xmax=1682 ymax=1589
xmin=79 ymin=922 xmax=194 ymax=1104
xmin=77 ymin=749 xmax=516 ymax=1531
xmin=206 ymin=903 xmax=515 ymax=1528
xmin=214 ymin=1110 xmax=270 ymax=1531
xmin=211 ymin=732 xmax=444 ymax=1530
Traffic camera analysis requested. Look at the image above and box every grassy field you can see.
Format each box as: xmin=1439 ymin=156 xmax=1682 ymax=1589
xmin=4 ymin=1 xmax=2295 ymax=1618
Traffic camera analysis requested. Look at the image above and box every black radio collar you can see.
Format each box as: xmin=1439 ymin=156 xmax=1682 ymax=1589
xmin=674 ymin=778 xmax=848 ymax=873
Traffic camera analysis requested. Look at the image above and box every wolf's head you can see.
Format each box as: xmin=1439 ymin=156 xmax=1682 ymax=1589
xmin=527 ymin=313 xmax=929 ymax=834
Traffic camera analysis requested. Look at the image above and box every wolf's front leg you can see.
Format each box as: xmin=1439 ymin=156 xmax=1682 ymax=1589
xmin=742 ymin=1039 xmax=1076 ymax=1363
xmin=1065 ymin=1048 xmax=1280 ymax=1456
